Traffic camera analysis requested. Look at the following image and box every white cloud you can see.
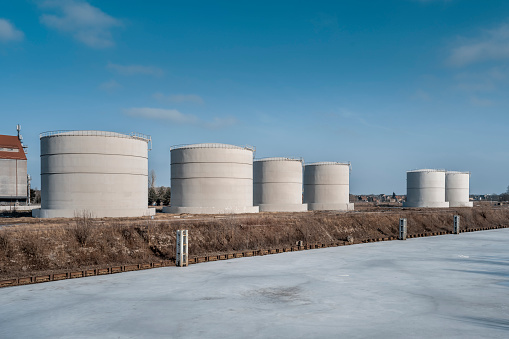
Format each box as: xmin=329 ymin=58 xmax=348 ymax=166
xmin=108 ymin=62 xmax=164 ymax=77
xmin=310 ymin=13 xmax=339 ymax=33
xmin=204 ymin=117 xmax=237 ymax=129
xmin=453 ymin=67 xmax=508 ymax=92
xmin=125 ymin=107 xmax=237 ymax=129
xmin=39 ymin=0 xmax=122 ymax=48
xmin=0 ymin=18 xmax=24 ymax=42
xmin=98 ymin=79 xmax=121 ymax=92
xmin=448 ymin=22 xmax=509 ymax=67
xmin=470 ymin=96 xmax=494 ymax=107
xmin=153 ymin=92 xmax=204 ymax=104
xmin=411 ymin=89 xmax=431 ymax=101
xmin=126 ymin=108 xmax=199 ymax=124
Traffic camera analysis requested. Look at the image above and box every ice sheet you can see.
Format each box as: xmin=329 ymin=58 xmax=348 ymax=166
xmin=1 ymin=229 xmax=508 ymax=338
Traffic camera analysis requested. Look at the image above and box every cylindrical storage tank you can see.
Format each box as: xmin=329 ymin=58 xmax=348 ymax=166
xmin=403 ymin=169 xmax=449 ymax=208
xmin=253 ymin=157 xmax=308 ymax=212
xmin=163 ymin=143 xmax=259 ymax=214
xmin=32 ymin=130 xmax=155 ymax=218
xmin=446 ymin=171 xmax=473 ymax=207
xmin=303 ymin=162 xmax=354 ymax=211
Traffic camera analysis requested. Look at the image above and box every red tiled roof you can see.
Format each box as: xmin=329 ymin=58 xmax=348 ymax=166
xmin=0 ymin=135 xmax=27 ymax=160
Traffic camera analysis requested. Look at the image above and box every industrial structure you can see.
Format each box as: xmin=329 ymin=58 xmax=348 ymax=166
xmin=0 ymin=126 xmax=29 ymax=205
xmin=303 ymin=162 xmax=354 ymax=211
xmin=32 ymin=130 xmax=154 ymax=218
xmin=163 ymin=143 xmax=259 ymax=214
xmin=445 ymin=171 xmax=473 ymax=207
xmin=253 ymin=157 xmax=308 ymax=212
xmin=403 ymin=169 xmax=449 ymax=208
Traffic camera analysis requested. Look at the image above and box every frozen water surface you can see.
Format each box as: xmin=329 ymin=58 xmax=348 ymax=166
xmin=1 ymin=229 xmax=508 ymax=338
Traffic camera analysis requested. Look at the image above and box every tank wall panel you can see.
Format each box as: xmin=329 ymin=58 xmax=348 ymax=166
xmin=254 ymin=182 xmax=303 ymax=205
xmin=303 ymin=165 xmax=349 ymax=185
xmin=303 ymin=184 xmax=350 ymax=203
xmin=42 ymin=136 xmax=148 ymax=157
xmin=171 ymin=178 xmax=253 ymax=208
xmin=407 ymin=187 xmax=446 ymax=203
xmin=0 ymin=159 xmax=27 ymax=198
xmin=253 ymin=161 xmax=302 ymax=184
xmin=171 ymin=148 xmax=253 ymax=164
xmin=42 ymin=173 xmax=147 ymax=210
xmin=172 ymin=163 xmax=252 ymax=179
xmin=407 ymin=171 xmax=446 ymax=189
xmin=42 ymin=154 xmax=147 ymax=175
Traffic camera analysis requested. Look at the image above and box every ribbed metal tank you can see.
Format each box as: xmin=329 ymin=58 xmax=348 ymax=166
xmin=403 ymin=169 xmax=449 ymax=208
xmin=163 ymin=143 xmax=259 ymax=214
xmin=253 ymin=157 xmax=307 ymax=212
xmin=303 ymin=162 xmax=354 ymax=211
xmin=446 ymin=171 xmax=473 ymax=207
xmin=32 ymin=130 xmax=154 ymax=218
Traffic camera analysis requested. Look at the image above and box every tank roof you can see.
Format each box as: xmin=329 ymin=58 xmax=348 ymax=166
xmin=407 ymin=169 xmax=446 ymax=173
xmin=305 ymin=161 xmax=350 ymax=166
xmin=171 ymin=143 xmax=255 ymax=152
xmin=40 ymin=130 xmax=151 ymax=143
xmin=254 ymin=157 xmax=303 ymax=162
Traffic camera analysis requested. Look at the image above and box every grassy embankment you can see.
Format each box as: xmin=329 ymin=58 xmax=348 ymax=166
xmin=1 ymin=203 xmax=508 ymax=280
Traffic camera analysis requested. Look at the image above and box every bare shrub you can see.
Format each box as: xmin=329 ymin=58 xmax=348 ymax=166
xmin=73 ymin=211 xmax=93 ymax=247
xmin=0 ymin=232 xmax=10 ymax=252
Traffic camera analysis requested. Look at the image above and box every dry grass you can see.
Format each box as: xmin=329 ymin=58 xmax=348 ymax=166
xmin=0 ymin=204 xmax=508 ymax=280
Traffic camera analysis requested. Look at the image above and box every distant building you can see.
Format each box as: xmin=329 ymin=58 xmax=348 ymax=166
xmin=0 ymin=131 xmax=28 ymax=205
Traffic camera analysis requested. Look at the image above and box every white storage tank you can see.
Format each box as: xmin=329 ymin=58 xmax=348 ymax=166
xmin=303 ymin=162 xmax=354 ymax=211
xmin=32 ymin=130 xmax=154 ymax=218
xmin=403 ymin=169 xmax=449 ymax=208
xmin=446 ymin=171 xmax=473 ymax=207
xmin=163 ymin=143 xmax=259 ymax=214
xmin=253 ymin=157 xmax=307 ymax=212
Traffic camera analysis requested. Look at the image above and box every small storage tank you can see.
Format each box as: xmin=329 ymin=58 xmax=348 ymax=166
xmin=303 ymin=162 xmax=354 ymax=211
xmin=163 ymin=143 xmax=259 ymax=214
xmin=32 ymin=130 xmax=154 ymax=218
xmin=253 ymin=157 xmax=308 ymax=212
xmin=403 ymin=169 xmax=449 ymax=208
xmin=446 ymin=171 xmax=473 ymax=207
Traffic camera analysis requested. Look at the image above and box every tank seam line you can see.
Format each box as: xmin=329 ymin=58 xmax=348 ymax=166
xmin=171 ymin=162 xmax=252 ymax=165
xmin=41 ymin=173 xmax=148 ymax=176
xmin=172 ymin=177 xmax=253 ymax=179
xmin=41 ymin=153 xmax=148 ymax=159
xmin=254 ymin=182 xmax=302 ymax=184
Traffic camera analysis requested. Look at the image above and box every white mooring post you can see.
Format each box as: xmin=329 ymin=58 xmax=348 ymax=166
xmin=399 ymin=218 xmax=407 ymax=240
xmin=454 ymin=215 xmax=460 ymax=234
xmin=176 ymin=230 xmax=188 ymax=267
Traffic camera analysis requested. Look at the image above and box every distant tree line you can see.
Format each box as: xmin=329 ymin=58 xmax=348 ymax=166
xmin=473 ymin=185 xmax=509 ymax=202
xmin=149 ymin=186 xmax=171 ymax=206
xmin=30 ymin=189 xmax=41 ymax=204
xmin=148 ymin=170 xmax=170 ymax=206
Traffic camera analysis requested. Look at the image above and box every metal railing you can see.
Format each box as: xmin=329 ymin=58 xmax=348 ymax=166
xmin=170 ymin=143 xmax=255 ymax=152
xmin=407 ymin=168 xmax=446 ymax=173
xmin=254 ymin=157 xmax=304 ymax=162
xmin=39 ymin=130 xmax=152 ymax=149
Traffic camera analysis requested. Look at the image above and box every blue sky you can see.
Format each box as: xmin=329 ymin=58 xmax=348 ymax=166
xmin=1 ymin=0 xmax=509 ymax=194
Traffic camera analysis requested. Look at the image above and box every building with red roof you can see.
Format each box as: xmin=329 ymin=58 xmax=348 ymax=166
xmin=0 ymin=132 xmax=28 ymax=204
